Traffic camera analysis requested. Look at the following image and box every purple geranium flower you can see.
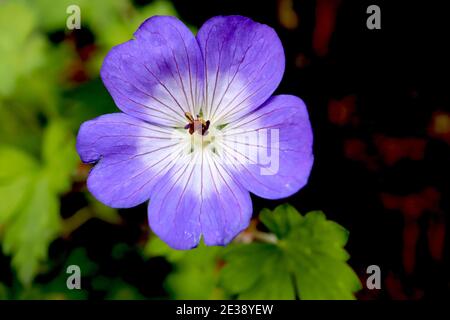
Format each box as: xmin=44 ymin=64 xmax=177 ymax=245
xmin=76 ymin=15 xmax=313 ymax=249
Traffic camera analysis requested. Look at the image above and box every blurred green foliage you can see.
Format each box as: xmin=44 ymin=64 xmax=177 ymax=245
xmin=0 ymin=0 xmax=360 ymax=300
xmin=0 ymin=119 xmax=79 ymax=285
xmin=146 ymin=238 xmax=226 ymax=299
xmin=0 ymin=2 xmax=46 ymax=97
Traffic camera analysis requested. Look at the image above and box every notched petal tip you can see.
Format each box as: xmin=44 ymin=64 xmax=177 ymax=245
xmin=76 ymin=118 xmax=102 ymax=164
xmin=133 ymin=15 xmax=186 ymax=40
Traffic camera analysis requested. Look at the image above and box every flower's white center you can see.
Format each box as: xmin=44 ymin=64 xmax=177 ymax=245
xmin=182 ymin=111 xmax=220 ymax=154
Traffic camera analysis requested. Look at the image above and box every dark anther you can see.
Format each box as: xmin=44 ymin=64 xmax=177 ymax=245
xmin=185 ymin=112 xmax=210 ymax=136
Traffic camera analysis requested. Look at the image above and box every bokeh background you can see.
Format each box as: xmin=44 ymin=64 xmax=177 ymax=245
xmin=0 ymin=0 xmax=448 ymax=300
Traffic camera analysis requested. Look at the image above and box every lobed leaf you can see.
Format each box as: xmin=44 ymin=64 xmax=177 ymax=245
xmin=220 ymin=205 xmax=362 ymax=300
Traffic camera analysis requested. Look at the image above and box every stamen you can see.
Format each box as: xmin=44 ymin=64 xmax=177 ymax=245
xmin=184 ymin=112 xmax=210 ymax=136
xmin=185 ymin=112 xmax=195 ymax=124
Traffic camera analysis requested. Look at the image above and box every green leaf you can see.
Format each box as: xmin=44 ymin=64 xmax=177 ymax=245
xmin=0 ymin=2 xmax=46 ymax=96
xmin=42 ymin=121 xmax=78 ymax=193
xmin=28 ymin=0 xmax=130 ymax=33
xmin=144 ymin=236 xmax=187 ymax=263
xmin=63 ymin=78 xmax=118 ymax=128
xmin=98 ymin=0 xmax=180 ymax=48
xmin=0 ymin=124 xmax=76 ymax=286
xmin=0 ymin=283 xmax=8 ymax=299
xmin=144 ymin=237 xmax=226 ymax=299
xmin=220 ymin=205 xmax=362 ymax=300
xmin=239 ymin=250 xmax=295 ymax=300
xmin=3 ymin=174 xmax=61 ymax=286
xmin=0 ymin=146 xmax=38 ymax=224
xmin=0 ymin=146 xmax=38 ymax=180
xmin=259 ymin=203 xmax=303 ymax=238
xmin=90 ymin=276 xmax=144 ymax=300
xmin=0 ymin=176 xmax=33 ymax=225
xmin=19 ymin=247 xmax=96 ymax=300
xmin=11 ymin=42 xmax=73 ymax=118
xmin=90 ymin=195 xmax=121 ymax=225
xmin=220 ymin=243 xmax=295 ymax=300
xmin=285 ymin=211 xmax=360 ymax=299
xmin=165 ymin=245 xmax=224 ymax=300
